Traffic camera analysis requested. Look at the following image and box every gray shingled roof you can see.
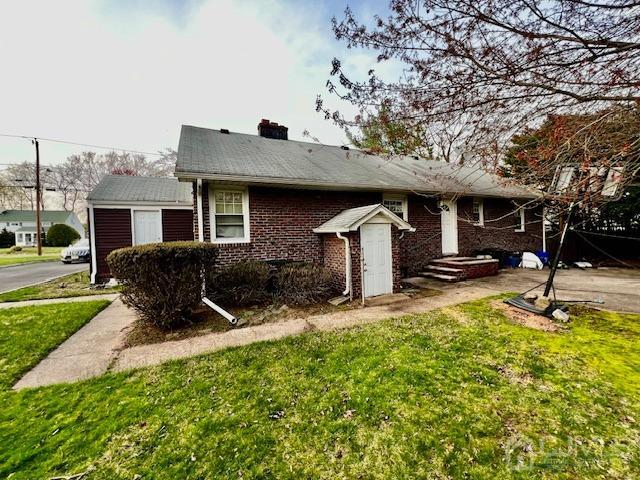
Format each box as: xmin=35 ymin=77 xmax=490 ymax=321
xmin=0 ymin=210 xmax=72 ymax=223
xmin=313 ymin=204 xmax=413 ymax=233
xmin=87 ymin=176 xmax=192 ymax=205
xmin=176 ymin=125 xmax=536 ymax=199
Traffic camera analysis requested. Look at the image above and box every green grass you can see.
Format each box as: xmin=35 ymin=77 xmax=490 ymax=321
xmin=0 ymin=246 xmax=63 ymax=266
xmin=0 ymin=271 xmax=120 ymax=302
xmin=0 ymin=300 xmax=110 ymax=389
xmin=0 ymin=298 xmax=638 ymax=479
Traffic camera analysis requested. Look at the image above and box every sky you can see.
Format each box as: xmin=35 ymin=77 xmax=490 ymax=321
xmin=0 ymin=0 xmax=394 ymax=170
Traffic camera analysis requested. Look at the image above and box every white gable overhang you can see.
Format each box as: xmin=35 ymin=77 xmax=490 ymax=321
xmin=313 ymin=204 xmax=414 ymax=234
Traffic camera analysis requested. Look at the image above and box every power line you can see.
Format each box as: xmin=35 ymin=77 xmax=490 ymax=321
xmin=0 ymin=133 xmax=165 ymax=157
xmin=573 ymin=231 xmax=635 ymax=268
xmin=571 ymin=229 xmax=640 ymax=241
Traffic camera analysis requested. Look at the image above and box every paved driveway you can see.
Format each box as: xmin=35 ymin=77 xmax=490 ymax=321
xmin=0 ymin=262 xmax=88 ymax=293
xmin=409 ymin=267 xmax=640 ymax=314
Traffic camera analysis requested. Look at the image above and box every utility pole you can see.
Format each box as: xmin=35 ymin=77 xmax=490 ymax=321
xmin=34 ymin=138 xmax=42 ymax=256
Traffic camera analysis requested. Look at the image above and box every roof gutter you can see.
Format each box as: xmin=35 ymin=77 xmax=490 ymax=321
xmin=174 ymin=172 xmax=539 ymax=200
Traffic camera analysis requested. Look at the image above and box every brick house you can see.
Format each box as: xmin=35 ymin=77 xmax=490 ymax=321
xmin=174 ymin=120 xmax=543 ymax=299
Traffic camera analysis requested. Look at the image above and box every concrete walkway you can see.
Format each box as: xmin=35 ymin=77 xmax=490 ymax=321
xmin=14 ymin=267 xmax=640 ymax=388
xmin=0 ymin=293 xmax=119 ymax=309
xmin=112 ymin=285 xmax=496 ymax=372
xmin=13 ymin=299 xmax=135 ymax=390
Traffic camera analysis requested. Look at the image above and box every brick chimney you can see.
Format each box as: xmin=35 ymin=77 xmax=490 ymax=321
xmin=258 ymin=118 xmax=288 ymax=140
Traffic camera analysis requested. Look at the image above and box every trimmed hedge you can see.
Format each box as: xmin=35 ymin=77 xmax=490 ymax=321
xmin=274 ymin=262 xmax=334 ymax=305
xmin=45 ymin=224 xmax=80 ymax=247
xmin=207 ymin=260 xmax=271 ymax=306
xmin=108 ymin=242 xmax=218 ymax=328
xmin=208 ymin=260 xmax=335 ymax=306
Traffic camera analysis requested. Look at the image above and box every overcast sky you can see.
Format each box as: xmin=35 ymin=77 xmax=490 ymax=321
xmin=0 ymin=0 xmax=392 ymax=169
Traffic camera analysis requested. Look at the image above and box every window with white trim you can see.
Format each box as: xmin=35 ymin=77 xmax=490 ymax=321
xmin=514 ymin=207 xmax=525 ymax=232
xmin=472 ymin=198 xmax=484 ymax=226
xmin=383 ymin=194 xmax=408 ymax=220
xmin=210 ymin=188 xmax=250 ymax=242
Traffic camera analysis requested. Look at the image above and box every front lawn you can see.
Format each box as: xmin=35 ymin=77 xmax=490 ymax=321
xmin=0 ymin=300 xmax=111 ymax=389
xmin=0 ymin=246 xmax=63 ymax=266
xmin=0 ymin=271 xmax=120 ymax=302
xmin=1 ymin=299 xmax=638 ymax=479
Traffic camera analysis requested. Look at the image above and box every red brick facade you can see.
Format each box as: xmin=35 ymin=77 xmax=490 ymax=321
xmin=193 ymin=184 xmax=542 ymax=293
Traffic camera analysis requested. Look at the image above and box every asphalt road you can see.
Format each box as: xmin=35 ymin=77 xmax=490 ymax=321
xmin=0 ymin=262 xmax=88 ymax=293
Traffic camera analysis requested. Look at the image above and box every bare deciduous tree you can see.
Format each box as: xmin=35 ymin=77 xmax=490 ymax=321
xmin=319 ymin=0 xmax=640 ymax=167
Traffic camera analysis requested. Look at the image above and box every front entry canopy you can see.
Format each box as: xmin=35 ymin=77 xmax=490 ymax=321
xmin=313 ymin=204 xmax=414 ymax=234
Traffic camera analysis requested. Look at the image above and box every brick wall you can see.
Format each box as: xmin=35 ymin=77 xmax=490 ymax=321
xmin=399 ymin=195 xmax=443 ymax=275
xmin=456 ymin=197 xmax=543 ymax=255
xmin=203 ymin=185 xmax=379 ymax=266
xmin=193 ymin=184 xmax=542 ymax=281
xmin=322 ymin=233 xmax=347 ymax=293
xmin=399 ymin=194 xmax=543 ymax=275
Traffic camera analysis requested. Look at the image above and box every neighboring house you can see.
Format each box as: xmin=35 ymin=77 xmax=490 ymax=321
xmin=0 ymin=209 xmax=84 ymax=247
xmin=87 ymin=175 xmax=193 ymax=282
xmin=173 ymin=119 xmax=543 ymax=299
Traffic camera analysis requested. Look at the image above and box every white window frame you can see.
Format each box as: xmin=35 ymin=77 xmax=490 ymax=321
xmin=382 ymin=193 xmax=408 ymax=221
xmin=472 ymin=198 xmax=484 ymax=226
xmin=514 ymin=207 xmax=525 ymax=232
xmin=130 ymin=208 xmax=163 ymax=246
xmin=209 ymin=186 xmax=250 ymax=244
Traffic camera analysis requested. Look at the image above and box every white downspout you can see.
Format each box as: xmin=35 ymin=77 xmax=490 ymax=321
xmin=89 ymin=205 xmax=97 ymax=284
xmin=336 ymin=232 xmax=352 ymax=300
xmin=196 ymin=179 xmax=204 ymax=242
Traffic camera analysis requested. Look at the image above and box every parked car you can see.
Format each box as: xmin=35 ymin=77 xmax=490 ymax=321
xmin=60 ymin=238 xmax=90 ymax=264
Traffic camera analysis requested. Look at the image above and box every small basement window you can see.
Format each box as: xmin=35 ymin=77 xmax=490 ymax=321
xmin=383 ymin=194 xmax=408 ymax=220
xmin=472 ymin=198 xmax=484 ymax=226
xmin=210 ymin=188 xmax=250 ymax=243
xmin=514 ymin=207 xmax=525 ymax=232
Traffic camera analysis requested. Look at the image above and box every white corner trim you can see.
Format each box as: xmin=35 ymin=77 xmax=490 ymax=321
xmin=89 ymin=205 xmax=98 ymax=284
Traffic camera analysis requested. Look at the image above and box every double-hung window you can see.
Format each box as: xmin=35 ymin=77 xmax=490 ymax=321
xmin=472 ymin=198 xmax=484 ymax=226
xmin=383 ymin=194 xmax=408 ymax=220
xmin=210 ymin=188 xmax=249 ymax=242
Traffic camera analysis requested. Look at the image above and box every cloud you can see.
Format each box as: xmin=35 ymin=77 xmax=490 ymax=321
xmin=0 ymin=0 xmax=375 ymax=166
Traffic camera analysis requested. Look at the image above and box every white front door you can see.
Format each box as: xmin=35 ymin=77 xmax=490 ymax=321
xmin=133 ymin=210 xmax=161 ymax=245
xmin=361 ymin=223 xmax=393 ymax=297
xmin=440 ymin=200 xmax=458 ymax=255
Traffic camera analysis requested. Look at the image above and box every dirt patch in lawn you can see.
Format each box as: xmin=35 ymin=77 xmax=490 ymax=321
xmin=123 ymin=287 xmax=442 ymax=348
xmin=491 ymin=300 xmax=564 ymax=332
xmin=123 ymin=301 xmax=353 ymax=347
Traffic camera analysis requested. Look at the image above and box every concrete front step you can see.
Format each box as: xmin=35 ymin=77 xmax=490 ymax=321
xmin=423 ymin=265 xmax=465 ymax=274
xmin=418 ymin=271 xmax=459 ymax=282
xmin=432 ymin=257 xmax=499 ymax=266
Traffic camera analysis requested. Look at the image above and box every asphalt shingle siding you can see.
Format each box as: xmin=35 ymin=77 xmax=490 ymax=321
xmin=176 ymin=125 xmax=536 ymax=199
